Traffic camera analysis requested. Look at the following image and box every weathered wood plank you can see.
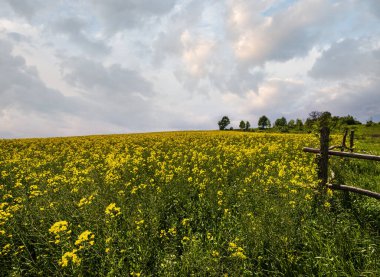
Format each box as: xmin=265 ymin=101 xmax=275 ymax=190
xmin=303 ymin=147 xmax=380 ymax=161
xmin=327 ymin=184 xmax=380 ymax=200
xmin=318 ymin=127 xmax=329 ymax=188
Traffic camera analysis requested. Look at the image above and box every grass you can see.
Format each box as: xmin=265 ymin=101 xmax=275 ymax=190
xmin=0 ymin=130 xmax=379 ymax=276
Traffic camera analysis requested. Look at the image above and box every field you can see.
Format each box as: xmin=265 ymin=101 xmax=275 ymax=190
xmin=0 ymin=130 xmax=379 ymax=276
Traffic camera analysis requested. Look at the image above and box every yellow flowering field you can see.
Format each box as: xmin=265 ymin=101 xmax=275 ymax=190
xmin=0 ymin=131 xmax=378 ymax=275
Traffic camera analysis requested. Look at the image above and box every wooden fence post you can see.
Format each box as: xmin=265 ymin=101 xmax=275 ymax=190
xmin=342 ymin=129 xmax=348 ymax=151
xmin=349 ymin=130 xmax=355 ymax=152
xmin=318 ymin=127 xmax=330 ymax=189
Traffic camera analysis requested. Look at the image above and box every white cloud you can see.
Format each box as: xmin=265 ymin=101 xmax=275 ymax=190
xmin=1 ymin=0 xmax=380 ymax=137
xmin=226 ymin=0 xmax=344 ymax=65
xmin=51 ymin=17 xmax=110 ymax=56
xmin=0 ymin=39 xmax=77 ymax=114
xmin=309 ymin=38 xmax=380 ymax=80
xmin=89 ymin=0 xmax=178 ymax=34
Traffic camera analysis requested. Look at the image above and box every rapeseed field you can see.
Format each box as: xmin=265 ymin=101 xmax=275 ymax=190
xmin=0 ymin=131 xmax=379 ymax=276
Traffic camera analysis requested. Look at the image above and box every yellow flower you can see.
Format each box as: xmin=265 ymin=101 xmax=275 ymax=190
xmin=49 ymin=221 xmax=69 ymax=234
xmin=181 ymin=218 xmax=190 ymax=226
xmin=160 ymin=230 xmax=166 ymax=238
xmin=75 ymin=230 xmax=95 ymax=247
xmin=59 ymin=249 xmax=81 ymax=267
xmin=212 ymin=250 xmax=219 ymax=257
xmin=168 ymin=227 xmax=177 ymax=236
xmin=229 ymin=242 xmax=237 ymax=249
xmin=304 ymin=193 xmax=312 ymax=201
xmin=231 ymin=251 xmax=247 ymax=259
xmin=105 ymin=203 xmax=121 ymax=218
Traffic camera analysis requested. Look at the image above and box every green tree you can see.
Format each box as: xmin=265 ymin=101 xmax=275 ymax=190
xmin=295 ymin=119 xmax=303 ymax=130
xmin=305 ymin=111 xmax=331 ymax=130
xmin=288 ymin=119 xmax=295 ymax=129
xmin=245 ymin=121 xmax=251 ymax=131
xmin=218 ymin=116 xmax=230 ymax=130
xmin=274 ymin=116 xmax=288 ymax=132
xmin=258 ymin=115 xmax=271 ymax=129
xmin=274 ymin=117 xmax=287 ymax=128
xmin=339 ymin=115 xmax=361 ymax=125
xmin=239 ymin=120 xmax=246 ymax=130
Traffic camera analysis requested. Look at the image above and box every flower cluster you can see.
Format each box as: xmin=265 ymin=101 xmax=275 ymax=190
xmin=59 ymin=249 xmax=81 ymax=267
xmin=49 ymin=221 xmax=71 ymax=244
xmin=75 ymin=230 xmax=95 ymax=249
xmin=228 ymin=242 xmax=247 ymax=260
xmin=105 ymin=203 xmax=121 ymax=218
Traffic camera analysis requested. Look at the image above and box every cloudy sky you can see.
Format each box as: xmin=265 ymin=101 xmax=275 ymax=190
xmin=0 ymin=0 xmax=379 ymax=138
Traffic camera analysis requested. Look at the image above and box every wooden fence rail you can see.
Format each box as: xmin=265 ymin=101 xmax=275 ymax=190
xmin=303 ymin=147 xmax=380 ymax=161
xmin=303 ymin=127 xmax=380 ymax=200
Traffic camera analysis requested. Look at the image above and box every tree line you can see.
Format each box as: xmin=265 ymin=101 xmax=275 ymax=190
xmin=218 ymin=111 xmax=373 ymax=132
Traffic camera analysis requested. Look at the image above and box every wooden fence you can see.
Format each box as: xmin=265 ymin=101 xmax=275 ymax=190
xmin=303 ymin=127 xmax=380 ymax=200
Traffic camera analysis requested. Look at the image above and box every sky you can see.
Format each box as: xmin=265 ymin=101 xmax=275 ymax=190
xmin=0 ymin=0 xmax=379 ymax=138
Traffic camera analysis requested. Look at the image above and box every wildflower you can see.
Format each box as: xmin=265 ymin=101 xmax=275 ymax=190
xmin=75 ymin=230 xmax=95 ymax=248
xmin=105 ymin=203 xmax=121 ymax=218
xmin=212 ymin=250 xmax=219 ymax=257
xmin=160 ymin=230 xmax=166 ymax=238
xmin=228 ymin=242 xmax=237 ymax=249
xmin=304 ymin=193 xmax=312 ymax=201
xmin=59 ymin=249 xmax=81 ymax=267
xmin=181 ymin=218 xmax=190 ymax=226
xmin=49 ymin=221 xmax=69 ymax=234
xmin=228 ymin=241 xmax=247 ymax=259
xmin=135 ymin=219 xmax=144 ymax=230
xmin=231 ymin=251 xmax=247 ymax=259
xmin=78 ymin=194 xmax=95 ymax=208
xmin=168 ymin=227 xmax=177 ymax=236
